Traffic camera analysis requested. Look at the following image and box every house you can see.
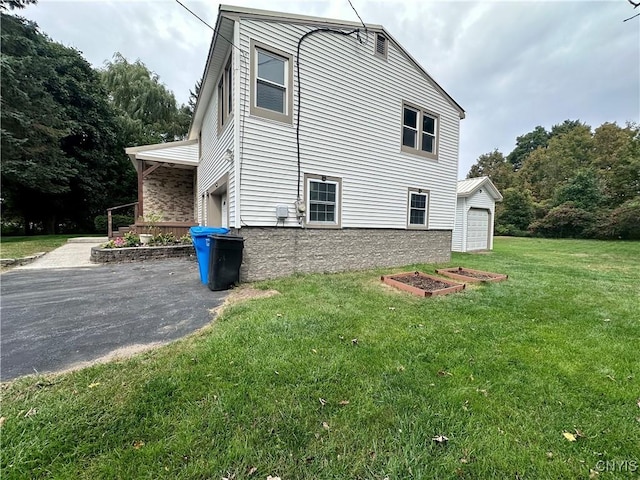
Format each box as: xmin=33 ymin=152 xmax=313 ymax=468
xmin=452 ymin=176 xmax=503 ymax=252
xmin=126 ymin=5 xmax=465 ymax=281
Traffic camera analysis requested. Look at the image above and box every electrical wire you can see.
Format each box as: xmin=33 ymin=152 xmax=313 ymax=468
xmin=295 ymin=28 xmax=360 ymax=201
xmin=347 ymin=0 xmax=368 ymax=39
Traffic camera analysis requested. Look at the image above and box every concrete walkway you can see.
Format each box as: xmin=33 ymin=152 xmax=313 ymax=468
xmin=15 ymin=237 xmax=107 ymax=270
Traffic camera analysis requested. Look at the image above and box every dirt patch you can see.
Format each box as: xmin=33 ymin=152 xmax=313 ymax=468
xmin=381 ymin=272 xmax=465 ymax=297
xmin=210 ymin=286 xmax=280 ymax=317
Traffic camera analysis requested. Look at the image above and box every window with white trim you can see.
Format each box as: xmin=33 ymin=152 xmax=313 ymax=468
xmin=401 ymin=103 xmax=439 ymax=159
xmin=250 ymin=41 xmax=293 ymax=123
xmin=305 ymin=174 xmax=341 ymax=228
xmin=408 ymin=189 xmax=429 ymax=228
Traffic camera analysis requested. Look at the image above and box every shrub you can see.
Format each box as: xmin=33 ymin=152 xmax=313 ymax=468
xmin=594 ymin=197 xmax=640 ymax=239
xmin=529 ymin=202 xmax=595 ymax=238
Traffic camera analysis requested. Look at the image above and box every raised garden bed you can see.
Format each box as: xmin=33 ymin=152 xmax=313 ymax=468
xmin=91 ymin=245 xmax=195 ymax=263
xmin=381 ymin=271 xmax=465 ymax=297
xmin=435 ymin=267 xmax=508 ymax=283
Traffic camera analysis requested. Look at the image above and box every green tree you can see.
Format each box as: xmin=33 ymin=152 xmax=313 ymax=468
xmin=101 ymin=53 xmax=190 ymax=145
xmin=506 ymin=125 xmax=549 ymax=171
xmin=467 ymin=149 xmax=514 ymax=192
xmin=495 ymin=188 xmax=535 ymax=234
xmin=1 ymin=12 xmax=135 ymax=233
xmin=553 ymin=169 xmax=604 ymax=211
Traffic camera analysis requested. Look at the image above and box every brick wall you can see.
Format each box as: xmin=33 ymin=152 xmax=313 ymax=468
xmin=231 ymin=228 xmax=452 ymax=281
xmin=91 ymin=245 xmax=195 ymax=263
xmin=143 ymin=167 xmax=195 ymax=222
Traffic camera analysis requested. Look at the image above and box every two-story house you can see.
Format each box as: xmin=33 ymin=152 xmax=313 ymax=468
xmin=126 ymin=5 xmax=465 ymax=281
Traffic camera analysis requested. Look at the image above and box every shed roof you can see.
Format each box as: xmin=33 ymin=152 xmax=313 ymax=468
xmin=125 ymin=140 xmax=199 ymax=169
xmin=457 ymin=176 xmax=503 ymax=201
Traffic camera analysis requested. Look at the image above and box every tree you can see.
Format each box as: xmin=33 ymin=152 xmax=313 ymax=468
xmin=188 ymin=78 xmax=202 ymax=115
xmin=0 ymin=0 xmax=37 ymax=11
xmin=1 ymin=12 xmax=134 ymax=233
xmin=506 ymin=125 xmax=549 ymax=171
xmin=495 ymin=188 xmax=535 ymax=234
xmin=467 ymin=149 xmax=514 ymax=192
xmin=553 ymin=169 xmax=604 ymax=211
xmin=101 ymin=53 xmax=190 ymax=145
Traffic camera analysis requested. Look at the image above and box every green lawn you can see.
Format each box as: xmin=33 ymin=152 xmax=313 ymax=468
xmin=0 ymin=235 xmax=99 ymax=259
xmin=2 ymin=238 xmax=639 ymax=479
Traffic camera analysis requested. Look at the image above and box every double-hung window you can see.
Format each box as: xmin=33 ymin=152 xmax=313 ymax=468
xmin=250 ymin=40 xmax=293 ymax=124
xmin=407 ymin=188 xmax=429 ymax=228
xmin=305 ymin=174 xmax=341 ymax=228
xmin=401 ymin=102 xmax=439 ymax=159
xmin=218 ymin=55 xmax=233 ymax=132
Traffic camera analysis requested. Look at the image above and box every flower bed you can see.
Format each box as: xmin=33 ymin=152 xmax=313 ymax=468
xmin=381 ymin=271 xmax=465 ymax=297
xmin=92 ymin=232 xmax=195 ymax=263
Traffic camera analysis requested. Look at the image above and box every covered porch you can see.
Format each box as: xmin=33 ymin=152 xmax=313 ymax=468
xmin=121 ymin=140 xmax=199 ymax=238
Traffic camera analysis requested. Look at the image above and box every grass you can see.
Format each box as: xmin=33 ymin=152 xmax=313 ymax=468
xmin=0 ymin=234 xmax=99 ymax=259
xmin=1 ymin=238 xmax=639 ymax=479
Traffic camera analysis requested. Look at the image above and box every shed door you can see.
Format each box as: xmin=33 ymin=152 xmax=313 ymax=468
xmin=466 ymin=208 xmax=489 ymax=251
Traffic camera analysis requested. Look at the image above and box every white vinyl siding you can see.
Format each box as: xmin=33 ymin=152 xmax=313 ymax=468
xmin=198 ymin=58 xmax=236 ymax=226
xmin=236 ymin=19 xmax=460 ymax=229
xmin=452 ymin=188 xmax=497 ymax=252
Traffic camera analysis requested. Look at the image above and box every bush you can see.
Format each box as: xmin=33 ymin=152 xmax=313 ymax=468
xmin=495 ymin=224 xmax=530 ymax=237
xmin=94 ymin=214 xmax=134 ymax=233
xmin=594 ymin=197 xmax=640 ymax=239
xmin=529 ymin=202 xmax=595 ymax=238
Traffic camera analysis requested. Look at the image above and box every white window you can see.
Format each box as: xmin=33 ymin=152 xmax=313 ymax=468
xmin=408 ymin=189 xmax=429 ymax=228
xmin=305 ymin=174 xmax=341 ymax=228
xmin=401 ymin=102 xmax=439 ymax=159
xmin=375 ymin=33 xmax=388 ymax=58
xmin=250 ymin=40 xmax=293 ymax=123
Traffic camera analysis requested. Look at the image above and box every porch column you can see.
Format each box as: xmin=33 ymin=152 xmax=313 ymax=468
xmin=137 ymin=159 xmax=144 ymax=219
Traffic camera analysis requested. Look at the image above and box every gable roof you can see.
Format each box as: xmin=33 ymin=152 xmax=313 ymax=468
xmin=457 ymin=176 xmax=503 ymax=202
xmin=189 ymin=5 xmax=465 ymax=139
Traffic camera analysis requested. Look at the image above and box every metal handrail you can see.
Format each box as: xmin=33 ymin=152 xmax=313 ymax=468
xmin=106 ymin=202 xmax=139 ymax=238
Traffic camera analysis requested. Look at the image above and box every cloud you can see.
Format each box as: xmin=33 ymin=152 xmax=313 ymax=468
xmin=21 ymin=0 xmax=640 ymax=178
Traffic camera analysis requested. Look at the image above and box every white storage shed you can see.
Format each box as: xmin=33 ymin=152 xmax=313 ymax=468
xmin=452 ymin=177 xmax=503 ymax=252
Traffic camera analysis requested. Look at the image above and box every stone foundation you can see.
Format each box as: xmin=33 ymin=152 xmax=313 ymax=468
xmin=91 ymin=245 xmax=195 ymax=263
xmin=231 ymin=227 xmax=452 ymax=281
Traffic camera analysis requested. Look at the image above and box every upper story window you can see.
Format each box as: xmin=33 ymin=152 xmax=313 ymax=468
xmin=250 ymin=40 xmax=293 ymax=124
xmin=218 ymin=55 xmax=233 ymax=132
xmin=305 ymin=173 xmax=342 ymax=228
xmin=401 ymin=102 xmax=439 ymax=160
xmin=375 ymin=33 xmax=388 ymax=59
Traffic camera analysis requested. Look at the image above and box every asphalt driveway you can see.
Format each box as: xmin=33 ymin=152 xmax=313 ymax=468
xmin=1 ymin=258 xmax=227 ymax=381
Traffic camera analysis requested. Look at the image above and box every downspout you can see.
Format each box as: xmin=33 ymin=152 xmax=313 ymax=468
xmin=233 ymin=18 xmax=241 ymax=230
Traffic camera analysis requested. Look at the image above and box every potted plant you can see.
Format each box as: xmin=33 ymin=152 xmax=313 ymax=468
xmin=138 ymin=212 xmax=163 ymax=245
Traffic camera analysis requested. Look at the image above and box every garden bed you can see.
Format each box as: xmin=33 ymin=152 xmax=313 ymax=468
xmin=91 ymin=245 xmax=194 ymax=263
xmin=435 ymin=266 xmax=508 ymax=283
xmin=381 ymin=271 xmax=465 ymax=297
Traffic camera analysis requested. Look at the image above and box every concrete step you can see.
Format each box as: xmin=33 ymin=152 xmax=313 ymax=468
xmin=67 ymin=237 xmax=108 ymax=244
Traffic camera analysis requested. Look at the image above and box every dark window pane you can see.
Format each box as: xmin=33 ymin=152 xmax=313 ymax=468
xmin=410 ymin=209 xmax=425 ymax=225
xmin=403 ymin=108 xmax=417 ymax=128
xmin=403 ymin=127 xmax=416 ymax=148
xmin=226 ymin=63 xmax=233 ymax=114
xmin=327 ymin=183 xmax=336 ymax=194
xmin=423 ymin=115 xmax=435 ymax=134
xmin=258 ymin=50 xmax=285 ymax=85
xmin=257 ymin=81 xmax=285 ymax=113
xmin=326 ymin=204 xmax=335 ymax=222
xmin=422 ymin=133 xmax=434 ymax=153
xmin=376 ymin=34 xmax=386 ymax=55
xmin=411 ymin=193 xmax=426 ymax=209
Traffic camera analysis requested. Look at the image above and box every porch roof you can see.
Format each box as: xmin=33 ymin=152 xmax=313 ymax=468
xmin=125 ymin=139 xmax=198 ymax=168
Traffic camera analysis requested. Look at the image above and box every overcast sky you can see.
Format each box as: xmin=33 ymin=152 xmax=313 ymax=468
xmin=20 ymin=0 xmax=640 ymax=178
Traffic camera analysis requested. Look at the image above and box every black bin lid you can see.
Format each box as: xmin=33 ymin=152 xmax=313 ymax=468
xmin=209 ymin=234 xmax=244 ymax=242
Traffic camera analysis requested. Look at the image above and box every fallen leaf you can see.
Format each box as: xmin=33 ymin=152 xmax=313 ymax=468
xmin=636 ymin=398 xmax=640 ymax=409
xmin=266 ymin=476 xmax=281 ymax=480
xmin=589 ymin=469 xmax=600 ymax=479
xmin=606 ymin=375 xmax=616 ymax=382
xmin=311 ymin=349 xmax=317 ymax=354
xmin=563 ymin=432 xmax=577 ymax=442
xmin=438 ymin=370 xmax=453 ymax=377
xmin=247 ymin=466 xmax=257 ymax=476
xmin=0 ymin=417 xmax=5 ymax=428
xmin=477 ymin=388 xmax=488 ymax=396
xmin=339 ymin=335 xmax=344 ymax=340
xmin=276 ymin=313 xmax=282 ymax=317
xmin=432 ymin=435 xmax=449 ymax=444
xmin=388 ymin=307 xmax=395 ymax=311
xmin=132 ymin=440 xmax=145 ymax=449
xmin=319 ymin=398 xmax=327 ymax=406
xmin=322 ymin=422 xmax=330 ymax=430
xmin=274 ymin=371 xmax=279 ymax=375
xmin=469 ymin=374 xmax=475 ymax=381
xmin=24 ymin=408 xmax=37 ymax=418
xmin=460 ymin=457 xmax=468 ymax=464
xmin=351 ymin=338 xmax=358 ymax=345
xmin=574 ymin=429 xmax=585 ymax=438
xmin=603 ymin=318 xmax=611 ymax=322
xmin=88 ymin=382 xmax=100 ymax=388
xmin=397 ymin=365 xmax=405 ymax=372
xmin=546 ymin=451 xmax=553 ymax=459
xmin=338 ymin=400 xmax=350 ymax=406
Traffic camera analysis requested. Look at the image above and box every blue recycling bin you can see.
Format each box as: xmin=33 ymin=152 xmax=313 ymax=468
xmin=190 ymin=226 xmax=230 ymax=284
